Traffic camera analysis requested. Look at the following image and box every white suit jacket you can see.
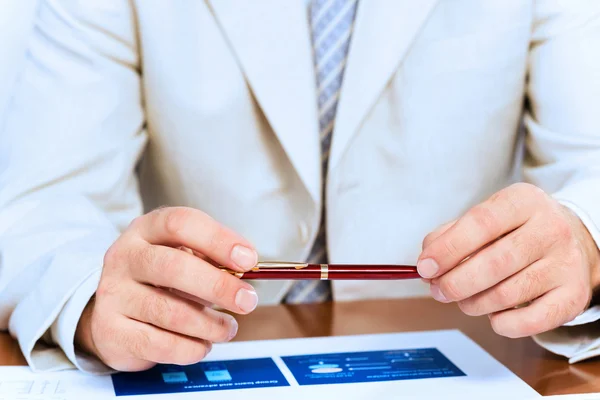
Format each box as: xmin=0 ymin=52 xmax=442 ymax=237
xmin=0 ymin=0 xmax=37 ymax=124
xmin=1 ymin=0 xmax=600 ymax=373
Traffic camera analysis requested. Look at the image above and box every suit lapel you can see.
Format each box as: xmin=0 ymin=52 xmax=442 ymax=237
xmin=207 ymin=0 xmax=321 ymax=203
xmin=329 ymin=0 xmax=440 ymax=170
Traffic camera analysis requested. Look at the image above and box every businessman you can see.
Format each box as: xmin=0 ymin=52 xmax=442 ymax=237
xmin=1 ymin=0 xmax=600 ymax=373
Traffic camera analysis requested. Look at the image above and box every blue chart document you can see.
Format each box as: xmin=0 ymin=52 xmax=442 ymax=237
xmin=282 ymin=348 xmax=465 ymax=385
xmin=111 ymin=348 xmax=463 ymax=396
xmin=0 ymin=331 xmax=541 ymax=399
xmin=100 ymin=331 xmax=540 ymax=399
xmin=111 ymin=357 xmax=289 ymax=396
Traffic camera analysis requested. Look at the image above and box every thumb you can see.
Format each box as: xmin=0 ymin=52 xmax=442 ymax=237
xmin=421 ymin=220 xmax=457 ymax=251
xmin=420 ymin=220 xmax=456 ymax=283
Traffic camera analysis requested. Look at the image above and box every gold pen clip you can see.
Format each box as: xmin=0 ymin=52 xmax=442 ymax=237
xmin=219 ymin=261 xmax=309 ymax=276
xmin=256 ymin=261 xmax=309 ymax=270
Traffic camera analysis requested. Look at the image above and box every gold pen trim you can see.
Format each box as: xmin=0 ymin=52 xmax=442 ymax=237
xmin=320 ymin=264 xmax=328 ymax=280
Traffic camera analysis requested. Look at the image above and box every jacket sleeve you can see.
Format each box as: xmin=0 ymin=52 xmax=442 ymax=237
xmin=0 ymin=0 xmax=146 ymax=372
xmin=524 ymin=0 xmax=600 ymax=362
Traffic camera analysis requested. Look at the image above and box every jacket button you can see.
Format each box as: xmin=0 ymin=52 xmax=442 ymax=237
xmin=298 ymin=221 xmax=310 ymax=243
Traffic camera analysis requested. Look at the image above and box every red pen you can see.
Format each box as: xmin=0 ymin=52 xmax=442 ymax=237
xmin=220 ymin=262 xmax=419 ymax=280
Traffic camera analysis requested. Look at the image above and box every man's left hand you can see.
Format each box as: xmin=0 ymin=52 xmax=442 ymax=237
xmin=418 ymin=183 xmax=600 ymax=338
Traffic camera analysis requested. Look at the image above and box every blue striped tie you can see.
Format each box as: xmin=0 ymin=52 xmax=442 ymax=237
xmin=284 ymin=0 xmax=359 ymax=304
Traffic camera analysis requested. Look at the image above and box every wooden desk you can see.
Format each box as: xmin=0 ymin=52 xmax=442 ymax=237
xmin=2 ymin=299 xmax=600 ymax=396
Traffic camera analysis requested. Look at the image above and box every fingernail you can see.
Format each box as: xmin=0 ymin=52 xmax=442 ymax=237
xmin=230 ymin=245 xmax=258 ymax=270
xmin=235 ymin=288 xmax=258 ymax=313
xmin=417 ymin=258 xmax=439 ymax=278
xmin=227 ymin=316 xmax=239 ymax=341
xmin=430 ymin=284 xmax=448 ymax=303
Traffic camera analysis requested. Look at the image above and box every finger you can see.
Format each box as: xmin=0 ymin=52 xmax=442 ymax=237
xmin=431 ymin=221 xmax=548 ymax=302
xmin=119 ymin=317 xmax=212 ymax=365
xmin=157 ymin=252 xmax=213 ymax=307
xmin=134 ymin=207 xmax=258 ymax=271
xmin=456 ymin=259 xmax=558 ymax=316
xmin=168 ymin=287 xmax=214 ymax=307
xmin=488 ymin=284 xmax=589 ymax=338
xmin=123 ymin=284 xmax=239 ymax=343
xmin=132 ymin=245 xmax=259 ymax=314
xmin=418 ymin=183 xmax=543 ymax=278
xmin=178 ymin=246 xmax=220 ymax=267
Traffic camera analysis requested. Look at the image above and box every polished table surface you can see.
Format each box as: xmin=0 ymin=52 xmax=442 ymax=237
xmin=1 ymin=298 xmax=600 ymax=396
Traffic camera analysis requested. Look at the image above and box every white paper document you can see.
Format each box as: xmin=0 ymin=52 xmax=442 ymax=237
xmin=0 ymin=330 xmax=540 ymax=399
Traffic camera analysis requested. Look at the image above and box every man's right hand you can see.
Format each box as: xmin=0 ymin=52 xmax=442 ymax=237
xmin=74 ymin=207 xmax=259 ymax=372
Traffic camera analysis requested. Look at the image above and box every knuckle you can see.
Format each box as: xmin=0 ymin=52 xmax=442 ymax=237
xmin=439 ymin=277 xmax=463 ymax=301
xmin=198 ymin=341 xmax=212 ymax=360
xmin=511 ymin=182 xmax=545 ymax=202
xmin=563 ymin=247 xmax=584 ymax=268
xmin=212 ymin=313 xmax=232 ymax=342
xmin=522 ymin=305 xmax=559 ymax=336
xmin=156 ymin=250 xmax=182 ymax=277
xmin=523 ymin=267 xmax=543 ymax=290
xmin=490 ymin=284 xmax=514 ymax=309
xmin=514 ymin=182 xmax=542 ymax=196
xmin=517 ymin=229 xmax=544 ymax=257
xmin=128 ymin=215 xmax=145 ymax=230
xmin=103 ymin=244 xmax=119 ymax=267
xmin=210 ymin=274 xmax=231 ymax=300
xmin=487 ymin=250 xmax=513 ymax=279
xmin=518 ymin=319 xmax=539 ymax=338
xmin=489 ymin=314 xmax=511 ymax=337
xmin=469 ymin=205 xmax=500 ymax=237
xmin=130 ymin=328 xmax=153 ymax=360
xmin=142 ymin=294 xmax=171 ymax=325
xmin=154 ymin=334 xmax=178 ymax=362
xmin=515 ymin=270 xmax=539 ymax=303
xmin=422 ymin=234 xmax=433 ymax=250
xmin=442 ymin=239 xmax=460 ymax=259
xmin=571 ymin=282 xmax=591 ymax=313
xmin=199 ymin=318 xmax=216 ymax=341
xmin=182 ymin=341 xmax=211 ymax=364
xmin=423 ymin=221 xmax=456 ymax=251
xmin=422 ymin=231 xmax=439 ymax=250
xmin=488 ymin=188 xmax=507 ymax=203
xmin=103 ymin=242 xmax=126 ymax=269
xmin=203 ymin=224 xmax=226 ymax=255
xmin=490 ymin=187 xmax=519 ymax=214
xmin=96 ymin=278 xmax=121 ymax=299
xmin=164 ymin=207 xmax=191 ymax=238
xmin=458 ymin=299 xmax=483 ymax=316
xmin=565 ymin=297 xmax=580 ymax=320
xmin=90 ymin=315 xmax=113 ymax=343
xmin=137 ymin=245 xmax=157 ymax=271
xmin=552 ymin=217 xmax=573 ymax=242
xmin=489 ymin=314 xmax=521 ymax=339
xmin=167 ymin=304 xmax=189 ymax=330
xmin=540 ymin=303 xmax=561 ymax=331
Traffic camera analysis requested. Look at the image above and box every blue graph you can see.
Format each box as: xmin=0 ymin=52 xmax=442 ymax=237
xmin=282 ymin=348 xmax=465 ymax=385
